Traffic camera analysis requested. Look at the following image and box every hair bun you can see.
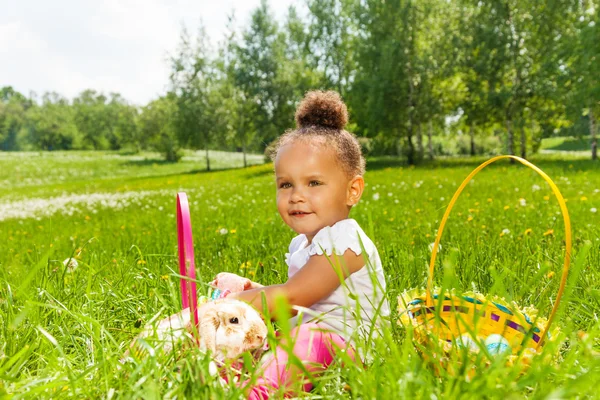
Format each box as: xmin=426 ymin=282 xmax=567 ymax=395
xmin=295 ymin=90 xmax=348 ymax=130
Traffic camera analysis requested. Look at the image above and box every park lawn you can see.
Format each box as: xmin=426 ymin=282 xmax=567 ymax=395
xmin=0 ymin=151 xmax=599 ymax=398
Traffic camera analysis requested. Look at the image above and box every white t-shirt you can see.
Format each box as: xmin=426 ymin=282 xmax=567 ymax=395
xmin=286 ymin=219 xmax=390 ymax=343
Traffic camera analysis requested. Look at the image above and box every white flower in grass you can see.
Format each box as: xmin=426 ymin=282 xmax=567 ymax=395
xmin=502 ymin=228 xmax=511 ymax=235
xmin=591 ymin=208 xmax=597 ymax=213
xmin=428 ymin=242 xmax=442 ymax=253
xmin=372 ymin=193 xmax=380 ymax=201
xmin=63 ymin=258 xmax=79 ymax=272
xmin=532 ymin=184 xmax=541 ymax=192
xmin=519 ymin=198 xmax=527 ymax=207
xmin=219 ymin=228 xmax=228 ymax=235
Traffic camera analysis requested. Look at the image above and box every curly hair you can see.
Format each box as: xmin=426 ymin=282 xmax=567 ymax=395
xmin=270 ymin=90 xmax=365 ymax=177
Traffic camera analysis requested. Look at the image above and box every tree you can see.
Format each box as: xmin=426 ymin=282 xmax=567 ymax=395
xmin=170 ymin=25 xmax=217 ymax=169
xmin=138 ymin=95 xmax=180 ymax=161
xmin=0 ymin=87 xmax=32 ymax=151
xmin=564 ymin=0 xmax=599 ymax=160
xmin=232 ymin=1 xmax=297 ymax=150
xmin=25 ymin=92 xmax=81 ymax=150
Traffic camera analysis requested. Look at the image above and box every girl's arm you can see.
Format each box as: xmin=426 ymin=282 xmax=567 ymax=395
xmin=228 ymin=249 xmax=365 ymax=318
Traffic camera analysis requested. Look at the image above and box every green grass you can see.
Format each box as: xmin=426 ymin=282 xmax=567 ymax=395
xmin=0 ymin=151 xmax=599 ymax=398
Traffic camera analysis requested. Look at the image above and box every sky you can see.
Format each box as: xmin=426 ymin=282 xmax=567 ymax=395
xmin=0 ymin=0 xmax=297 ymax=105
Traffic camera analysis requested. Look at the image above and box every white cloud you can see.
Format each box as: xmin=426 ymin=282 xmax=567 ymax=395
xmin=1 ymin=0 xmax=297 ymax=105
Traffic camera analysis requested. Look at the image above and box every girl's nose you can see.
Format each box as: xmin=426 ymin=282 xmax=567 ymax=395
xmin=290 ymin=187 xmax=305 ymax=203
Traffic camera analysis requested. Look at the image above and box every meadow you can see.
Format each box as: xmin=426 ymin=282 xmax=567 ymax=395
xmin=0 ymin=150 xmax=598 ymax=399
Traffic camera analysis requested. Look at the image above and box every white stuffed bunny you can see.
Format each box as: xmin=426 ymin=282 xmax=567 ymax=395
xmin=123 ymin=298 xmax=267 ymax=363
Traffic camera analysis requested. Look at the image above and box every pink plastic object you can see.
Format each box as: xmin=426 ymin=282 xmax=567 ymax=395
xmin=177 ymin=193 xmax=199 ymax=329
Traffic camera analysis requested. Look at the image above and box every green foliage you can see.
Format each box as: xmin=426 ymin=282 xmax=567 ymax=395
xmin=138 ymin=95 xmax=180 ymax=162
xmin=25 ymin=93 xmax=81 ymax=151
xmin=2 ymin=1 xmax=600 ymax=161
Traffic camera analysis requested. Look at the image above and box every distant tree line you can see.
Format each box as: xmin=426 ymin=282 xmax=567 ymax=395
xmin=1 ymin=0 xmax=598 ymax=164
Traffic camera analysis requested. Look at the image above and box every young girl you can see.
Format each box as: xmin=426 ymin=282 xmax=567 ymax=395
xmin=217 ymin=90 xmax=390 ymax=399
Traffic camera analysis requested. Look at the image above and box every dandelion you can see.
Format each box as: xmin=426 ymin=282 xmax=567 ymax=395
xmin=161 ymin=275 xmax=169 ymax=280
xmin=85 ymin=215 xmax=91 ymax=221
xmin=543 ymin=195 xmax=550 ymax=201
xmin=63 ymin=258 xmax=78 ymax=273
xmin=230 ymin=229 xmax=237 ymax=234
xmin=428 ymin=242 xmax=442 ymax=253
xmin=467 ymin=215 xmax=473 ymax=222
xmin=503 ymin=205 xmax=510 ymax=210
xmin=543 ymin=229 xmax=554 ymax=236
xmin=416 ymin=209 xmax=421 ymax=213
xmin=519 ymin=198 xmax=527 ymax=207
xmin=524 ymin=228 xmax=533 ymax=235
xmin=487 ymin=198 xmax=493 ymax=203
xmin=372 ymin=193 xmax=380 ymax=201
xmin=591 ymin=208 xmax=597 ymax=213
xmin=219 ymin=228 xmax=228 ymax=235
xmin=580 ymin=196 xmax=588 ymax=201
xmin=547 ymin=271 xmax=555 ymax=279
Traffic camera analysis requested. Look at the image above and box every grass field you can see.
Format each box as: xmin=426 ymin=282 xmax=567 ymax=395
xmin=0 ymin=150 xmax=599 ymax=399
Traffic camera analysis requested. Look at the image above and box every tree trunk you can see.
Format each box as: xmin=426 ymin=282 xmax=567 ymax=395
xmin=428 ymin=120 xmax=434 ymax=160
xmin=470 ymin=124 xmax=476 ymax=156
xmin=519 ymin=124 xmax=527 ymax=159
xmin=590 ymin=107 xmax=598 ymax=161
xmin=407 ymin=70 xmax=415 ymax=165
xmin=520 ymin=119 xmax=527 ymax=160
xmin=242 ymin=140 xmax=247 ymax=168
xmin=406 ymin=133 xmax=415 ymax=165
xmin=205 ymin=145 xmax=211 ymax=171
xmin=241 ymin=116 xmax=247 ymax=168
xmin=416 ymin=123 xmax=424 ymax=159
xmin=506 ymin=119 xmax=515 ymax=163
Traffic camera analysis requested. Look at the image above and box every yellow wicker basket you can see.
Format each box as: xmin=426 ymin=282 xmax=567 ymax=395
xmin=398 ymin=155 xmax=571 ymax=372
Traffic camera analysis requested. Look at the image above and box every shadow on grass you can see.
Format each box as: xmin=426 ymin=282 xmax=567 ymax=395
xmin=543 ymin=137 xmax=591 ymax=152
xmin=120 ymin=161 xmax=272 ymax=183
xmin=367 ymin=155 xmax=598 ymax=172
xmin=121 ymin=159 xmax=180 ymax=167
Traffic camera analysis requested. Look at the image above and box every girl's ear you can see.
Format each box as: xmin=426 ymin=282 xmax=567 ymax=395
xmin=347 ymin=175 xmax=364 ymax=207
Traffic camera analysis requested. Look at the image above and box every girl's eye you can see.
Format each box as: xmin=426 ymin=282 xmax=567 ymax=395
xmin=279 ymin=182 xmax=291 ymax=189
xmin=308 ymin=180 xmax=322 ymax=187
xmin=229 ymin=317 xmax=239 ymax=324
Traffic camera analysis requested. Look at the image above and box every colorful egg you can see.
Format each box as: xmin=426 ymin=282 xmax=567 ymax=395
xmin=456 ymin=334 xmax=480 ymax=351
xmin=485 ymin=334 xmax=511 ymax=355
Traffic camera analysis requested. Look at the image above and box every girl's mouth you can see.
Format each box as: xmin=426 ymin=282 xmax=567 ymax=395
xmin=290 ymin=211 xmax=312 ymax=217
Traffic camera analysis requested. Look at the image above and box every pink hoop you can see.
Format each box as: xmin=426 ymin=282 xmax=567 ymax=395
xmin=177 ymin=193 xmax=199 ymax=329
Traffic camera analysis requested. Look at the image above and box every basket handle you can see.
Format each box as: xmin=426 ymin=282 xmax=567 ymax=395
xmin=426 ymin=155 xmax=571 ymax=347
xmin=177 ymin=192 xmax=199 ymax=330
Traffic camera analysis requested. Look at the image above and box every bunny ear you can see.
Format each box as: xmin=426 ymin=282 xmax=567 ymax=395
xmin=198 ymin=308 xmax=220 ymax=353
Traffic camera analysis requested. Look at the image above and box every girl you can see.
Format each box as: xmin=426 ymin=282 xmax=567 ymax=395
xmin=218 ymin=90 xmax=390 ymax=399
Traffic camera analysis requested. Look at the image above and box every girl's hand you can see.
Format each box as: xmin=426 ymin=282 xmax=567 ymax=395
xmin=210 ymin=272 xmax=263 ymax=293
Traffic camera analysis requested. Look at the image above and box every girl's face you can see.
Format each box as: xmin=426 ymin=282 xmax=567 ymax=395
xmin=274 ymin=140 xmax=363 ymax=243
